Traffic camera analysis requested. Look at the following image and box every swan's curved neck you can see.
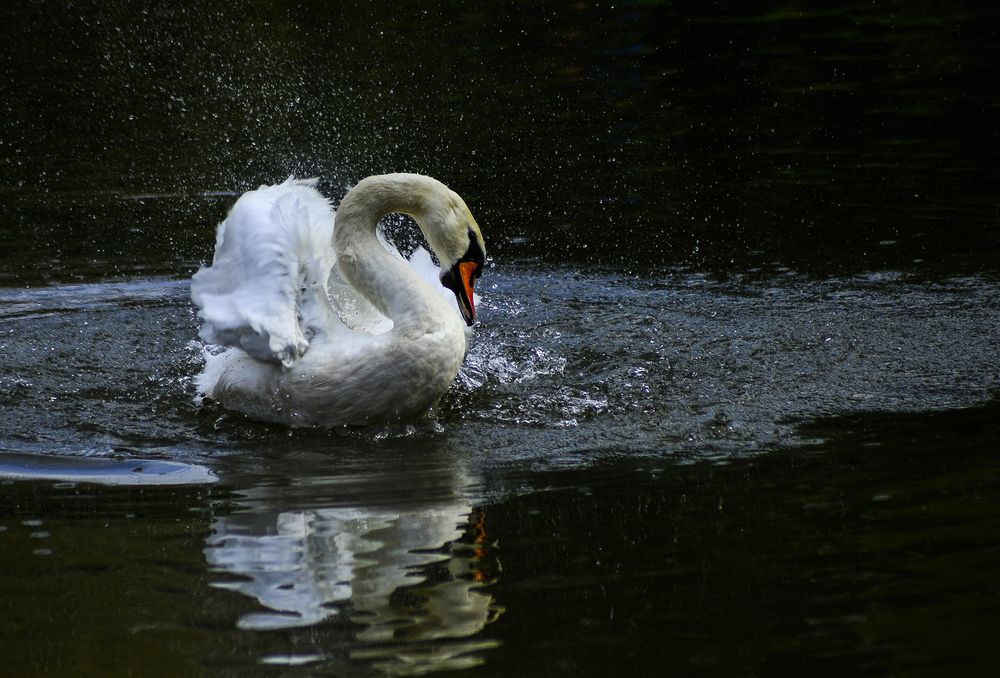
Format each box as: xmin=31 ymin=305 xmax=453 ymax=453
xmin=334 ymin=174 xmax=448 ymax=330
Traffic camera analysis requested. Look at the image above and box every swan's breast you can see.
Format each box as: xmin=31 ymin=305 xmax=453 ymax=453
xmin=275 ymin=320 xmax=467 ymax=426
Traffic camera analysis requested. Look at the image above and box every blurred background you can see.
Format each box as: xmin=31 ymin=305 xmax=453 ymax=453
xmin=2 ymin=0 xmax=998 ymax=283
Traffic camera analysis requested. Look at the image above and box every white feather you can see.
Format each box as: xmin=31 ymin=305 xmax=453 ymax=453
xmin=191 ymin=178 xmax=337 ymax=367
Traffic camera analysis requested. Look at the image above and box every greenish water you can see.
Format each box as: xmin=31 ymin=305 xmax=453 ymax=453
xmin=2 ymin=1 xmax=999 ymax=676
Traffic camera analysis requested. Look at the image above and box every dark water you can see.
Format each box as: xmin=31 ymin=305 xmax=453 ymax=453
xmin=2 ymin=1 xmax=1000 ymax=676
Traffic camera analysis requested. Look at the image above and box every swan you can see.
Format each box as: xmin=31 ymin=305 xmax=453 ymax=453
xmin=190 ymin=173 xmax=486 ymax=426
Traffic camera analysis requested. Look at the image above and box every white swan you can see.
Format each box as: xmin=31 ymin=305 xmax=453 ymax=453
xmin=190 ymin=173 xmax=486 ymax=426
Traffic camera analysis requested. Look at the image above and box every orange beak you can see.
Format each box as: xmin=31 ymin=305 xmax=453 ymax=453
xmin=458 ymin=261 xmax=478 ymax=319
xmin=441 ymin=256 xmax=482 ymax=327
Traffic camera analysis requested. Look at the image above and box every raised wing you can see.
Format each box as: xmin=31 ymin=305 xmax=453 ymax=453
xmin=191 ymin=178 xmax=339 ymax=367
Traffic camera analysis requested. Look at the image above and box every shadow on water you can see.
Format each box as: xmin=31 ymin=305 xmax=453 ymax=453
xmin=477 ymin=398 xmax=1000 ymax=676
xmin=0 ymin=440 xmax=504 ymax=677
xmin=2 ymin=400 xmax=998 ymax=675
xmin=205 ymin=483 xmax=502 ymax=673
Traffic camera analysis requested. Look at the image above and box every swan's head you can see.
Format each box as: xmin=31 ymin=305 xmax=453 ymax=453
xmin=344 ymin=173 xmax=486 ymax=326
xmin=416 ymin=183 xmax=486 ymax=327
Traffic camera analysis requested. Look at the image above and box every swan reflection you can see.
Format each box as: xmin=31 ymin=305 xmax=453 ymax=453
xmin=205 ymin=474 xmax=502 ymax=674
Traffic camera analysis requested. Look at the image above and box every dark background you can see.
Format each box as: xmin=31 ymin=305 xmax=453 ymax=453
xmin=2 ymin=0 xmax=999 ymax=284
xmin=2 ymin=3 xmax=1000 ymax=676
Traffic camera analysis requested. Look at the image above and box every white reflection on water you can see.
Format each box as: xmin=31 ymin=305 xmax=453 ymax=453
xmin=204 ymin=469 xmax=503 ymax=675
xmin=0 ymin=452 xmax=217 ymax=486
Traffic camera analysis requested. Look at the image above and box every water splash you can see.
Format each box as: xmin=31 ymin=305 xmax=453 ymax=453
xmin=1 ymin=269 xmax=999 ymax=468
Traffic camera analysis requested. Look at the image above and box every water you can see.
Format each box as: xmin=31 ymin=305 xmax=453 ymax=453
xmin=2 ymin=1 xmax=1000 ymax=676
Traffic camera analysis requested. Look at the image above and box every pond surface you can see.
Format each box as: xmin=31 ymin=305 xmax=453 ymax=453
xmin=2 ymin=2 xmax=1000 ymax=676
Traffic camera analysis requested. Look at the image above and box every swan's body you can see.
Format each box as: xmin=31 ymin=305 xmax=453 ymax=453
xmin=191 ymin=174 xmax=485 ymax=426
